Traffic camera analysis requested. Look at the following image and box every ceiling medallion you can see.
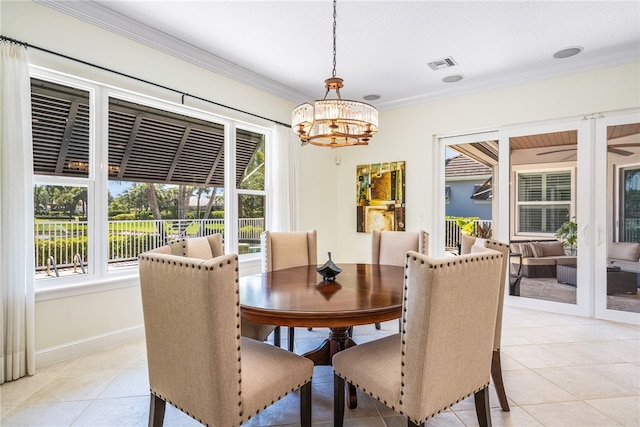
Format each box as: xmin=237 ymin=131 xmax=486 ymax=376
xmin=291 ymin=0 xmax=378 ymax=147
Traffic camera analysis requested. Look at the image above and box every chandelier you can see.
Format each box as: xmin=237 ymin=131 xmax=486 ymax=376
xmin=291 ymin=0 xmax=378 ymax=147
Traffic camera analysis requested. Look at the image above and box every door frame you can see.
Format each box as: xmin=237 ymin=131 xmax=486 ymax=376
xmin=593 ymin=109 xmax=640 ymax=324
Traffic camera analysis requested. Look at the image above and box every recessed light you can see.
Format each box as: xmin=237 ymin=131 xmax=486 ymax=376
xmin=363 ymin=94 xmax=380 ymax=101
xmin=442 ymin=75 xmax=464 ymax=83
xmin=553 ymin=46 xmax=583 ymax=59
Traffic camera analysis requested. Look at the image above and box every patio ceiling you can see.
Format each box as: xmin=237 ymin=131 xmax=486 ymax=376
xmin=31 ymin=78 xmax=262 ymax=188
xmin=452 ymin=125 xmax=640 ymax=167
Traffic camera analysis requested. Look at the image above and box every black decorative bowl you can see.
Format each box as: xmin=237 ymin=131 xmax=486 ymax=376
xmin=317 ymin=252 xmax=342 ymax=281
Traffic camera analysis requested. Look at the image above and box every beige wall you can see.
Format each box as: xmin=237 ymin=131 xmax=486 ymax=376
xmin=303 ymin=63 xmax=640 ymax=263
xmin=3 ymin=1 xmax=639 ymax=365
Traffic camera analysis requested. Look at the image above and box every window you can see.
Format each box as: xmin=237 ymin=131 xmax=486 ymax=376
xmin=620 ymin=166 xmax=640 ymax=242
xmin=444 ymin=185 xmax=451 ymax=204
xmin=31 ymin=75 xmax=270 ymax=283
xmin=516 ymin=170 xmax=572 ymax=234
xmin=236 ymin=130 xmax=265 ymax=254
xmin=32 ymin=78 xmax=93 ymax=280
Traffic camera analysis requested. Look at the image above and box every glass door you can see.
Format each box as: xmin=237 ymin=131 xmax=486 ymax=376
xmin=501 ymin=119 xmax=591 ymax=317
xmin=594 ymin=111 xmax=640 ymax=322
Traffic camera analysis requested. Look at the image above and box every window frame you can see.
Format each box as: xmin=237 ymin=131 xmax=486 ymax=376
xmin=513 ymin=166 xmax=575 ymax=237
xmin=31 ymin=68 xmax=273 ymax=295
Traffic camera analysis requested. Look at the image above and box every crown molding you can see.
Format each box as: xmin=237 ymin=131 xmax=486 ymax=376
xmin=36 ymin=0 xmax=310 ymax=103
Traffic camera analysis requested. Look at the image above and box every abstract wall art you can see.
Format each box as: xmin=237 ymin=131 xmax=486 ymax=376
xmin=356 ymin=161 xmax=405 ymax=232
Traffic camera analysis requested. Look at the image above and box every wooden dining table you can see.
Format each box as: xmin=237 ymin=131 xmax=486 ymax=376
xmin=239 ymin=263 xmax=405 ymax=408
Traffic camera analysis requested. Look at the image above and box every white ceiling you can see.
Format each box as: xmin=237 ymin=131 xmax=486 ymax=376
xmin=41 ymin=1 xmax=640 ymax=110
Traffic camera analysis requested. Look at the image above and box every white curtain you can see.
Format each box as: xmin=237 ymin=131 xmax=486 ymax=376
xmin=268 ymin=124 xmax=299 ymax=232
xmin=0 ymin=40 xmax=36 ymax=383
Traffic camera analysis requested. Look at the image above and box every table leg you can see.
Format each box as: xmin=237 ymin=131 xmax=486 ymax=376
xmin=302 ymin=327 xmax=359 ymax=408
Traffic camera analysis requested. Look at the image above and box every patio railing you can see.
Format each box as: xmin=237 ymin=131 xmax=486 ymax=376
xmin=35 ymin=218 xmax=495 ymax=274
xmin=35 ymin=218 xmax=263 ymax=274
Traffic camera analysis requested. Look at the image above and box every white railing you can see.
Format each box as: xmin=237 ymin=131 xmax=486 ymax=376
xmin=444 ymin=219 xmax=493 ymax=253
xmin=35 ymin=218 xmax=264 ymax=274
xmin=36 ymin=217 xmax=492 ymax=273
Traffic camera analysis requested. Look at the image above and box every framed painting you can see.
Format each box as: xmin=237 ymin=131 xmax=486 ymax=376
xmin=356 ymin=161 xmax=405 ymax=232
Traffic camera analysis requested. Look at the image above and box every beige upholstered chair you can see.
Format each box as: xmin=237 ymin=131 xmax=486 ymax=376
xmin=333 ymin=250 xmax=504 ymax=427
xmin=371 ymin=230 xmax=429 ymax=329
xmin=139 ymin=252 xmax=314 ymax=427
xmin=461 ymin=234 xmax=511 ymax=412
xmin=261 ymin=230 xmax=318 ymax=352
xmin=150 ymin=235 xmax=277 ymax=344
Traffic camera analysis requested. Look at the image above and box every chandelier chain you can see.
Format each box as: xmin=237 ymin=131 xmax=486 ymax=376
xmin=332 ymin=0 xmax=337 ymax=78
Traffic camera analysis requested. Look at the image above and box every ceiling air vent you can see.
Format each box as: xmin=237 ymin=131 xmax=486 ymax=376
xmin=427 ymin=56 xmax=457 ymax=71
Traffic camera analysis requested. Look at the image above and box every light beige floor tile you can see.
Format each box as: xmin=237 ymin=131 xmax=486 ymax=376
xmin=500 ymin=370 xmax=576 ymax=405
xmin=585 ymin=396 xmax=640 ymax=427
xmin=521 ymin=401 xmax=623 ymax=426
xmin=455 ymin=407 xmax=543 ymax=426
xmin=24 ymin=370 xmax=119 ymax=404
xmin=97 ymin=367 xmax=149 ymax=399
xmin=0 ymin=370 xmax=59 ymax=406
xmin=535 ymin=363 xmax=640 ymax=399
xmin=498 ymin=352 xmax=528 ymax=371
xmin=1 ymin=401 xmax=91 ymax=426
xmin=70 ymin=395 xmax=149 ymax=426
xmin=450 ymin=387 xmax=504 ymax=411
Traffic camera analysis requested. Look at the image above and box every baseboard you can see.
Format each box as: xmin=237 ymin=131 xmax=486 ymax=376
xmin=35 ymin=325 xmax=145 ymax=368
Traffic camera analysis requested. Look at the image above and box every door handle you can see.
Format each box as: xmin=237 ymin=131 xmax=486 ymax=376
xmin=596 ymin=224 xmax=603 ymax=246
xmin=580 ymin=224 xmax=589 ymax=245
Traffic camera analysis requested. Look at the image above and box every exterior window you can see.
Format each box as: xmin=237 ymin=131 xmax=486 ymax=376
xmin=107 ymin=97 xmax=228 ymax=271
xmin=31 ymin=75 xmax=270 ymax=283
xmin=31 ymin=78 xmax=92 ymax=280
xmin=237 ymin=131 xmax=266 ymax=255
xmin=620 ymin=166 xmax=640 ymax=242
xmin=516 ymin=170 xmax=572 ymax=234
xmin=445 ymin=185 xmax=451 ymax=204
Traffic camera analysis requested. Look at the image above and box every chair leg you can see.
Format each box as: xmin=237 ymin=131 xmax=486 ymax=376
xmin=334 ymin=374 xmax=345 ymax=427
xmin=288 ymin=327 xmax=295 ymax=352
xmin=491 ymin=349 xmax=510 ymax=411
xmin=273 ymin=326 xmax=281 ymax=347
xmin=149 ymin=394 xmax=166 ymax=427
xmin=375 ymin=322 xmax=381 ymax=330
xmin=300 ymin=381 xmax=312 ymax=427
xmin=474 ymin=386 xmax=492 ymax=427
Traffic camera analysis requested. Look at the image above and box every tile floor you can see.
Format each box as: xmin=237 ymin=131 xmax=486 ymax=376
xmin=1 ymin=306 xmax=639 ymax=426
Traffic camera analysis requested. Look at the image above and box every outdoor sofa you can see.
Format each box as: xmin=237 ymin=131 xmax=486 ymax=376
xmin=509 ymin=240 xmax=576 ymax=278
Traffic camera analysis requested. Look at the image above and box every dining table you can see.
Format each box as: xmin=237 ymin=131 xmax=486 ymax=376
xmin=239 ymin=263 xmax=405 ymax=408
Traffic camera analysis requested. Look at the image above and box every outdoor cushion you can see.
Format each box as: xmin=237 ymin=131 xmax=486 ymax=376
xmin=539 ymin=241 xmax=566 ymax=257
xmin=609 ymin=242 xmax=640 ymax=262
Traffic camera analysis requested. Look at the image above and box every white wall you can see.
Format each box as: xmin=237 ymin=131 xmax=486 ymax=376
xmin=311 ymin=63 xmax=640 ymax=263
xmin=2 ymin=0 xmax=299 ymax=366
xmin=3 ymin=0 xmax=639 ymax=365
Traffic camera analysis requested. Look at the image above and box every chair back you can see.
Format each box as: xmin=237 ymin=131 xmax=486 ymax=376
xmin=148 ymin=234 xmax=274 ymax=343
xmin=261 ymin=230 xmax=318 ymax=272
xmin=401 ymin=250 xmax=503 ymax=419
xmin=471 ymin=239 xmax=509 ymax=350
xmin=371 ymin=230 xmax=429 ymax=266
xmin=139 ymin=252 xmax=241 ymax=425
xmin=161 ymin=234 xmax=223 ymax=258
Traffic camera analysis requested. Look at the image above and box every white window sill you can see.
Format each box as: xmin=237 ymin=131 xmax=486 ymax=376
xmin=35 ymin=254 xmax=264 ymax=302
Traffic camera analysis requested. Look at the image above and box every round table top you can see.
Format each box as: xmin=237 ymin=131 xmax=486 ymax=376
xmin=240 ymin=263 xmax=405 ymax=328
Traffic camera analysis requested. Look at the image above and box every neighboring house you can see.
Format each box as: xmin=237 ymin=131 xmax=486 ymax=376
xmin=445 ymin=155 xmax=492 ymax=220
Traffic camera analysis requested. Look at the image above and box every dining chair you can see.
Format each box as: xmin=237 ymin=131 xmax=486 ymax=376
xmin=150 ymin=234 xmax=278 ymax=345
xmin=469 ymin=238 xmax=512 ymax=412
xmin=333 ymin=250 xmax=504 ymax=427
xmin=261 ymin=230 xmax=318 ymax=352
xmin=371 ymin=229 xmax=429 ymax=329
xmin=139 ymin=252 xmax=314 ymax=427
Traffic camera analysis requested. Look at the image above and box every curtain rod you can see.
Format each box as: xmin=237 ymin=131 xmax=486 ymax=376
xmin=0 ymin=34 xmax=291 ymax=128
